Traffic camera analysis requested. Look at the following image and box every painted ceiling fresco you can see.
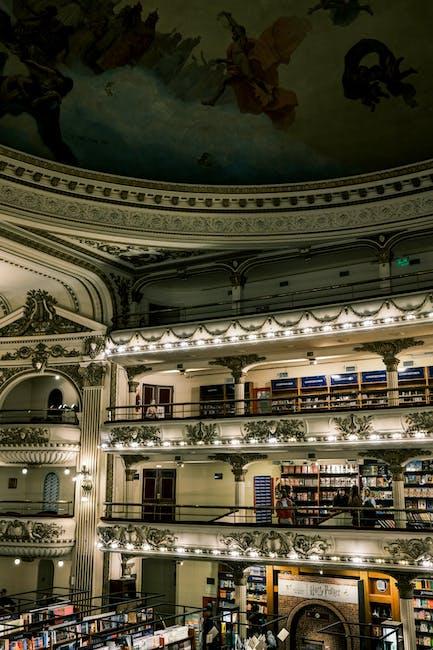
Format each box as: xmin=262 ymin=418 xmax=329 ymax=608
xmin=0 ymin=0 xmax=431 ymax=185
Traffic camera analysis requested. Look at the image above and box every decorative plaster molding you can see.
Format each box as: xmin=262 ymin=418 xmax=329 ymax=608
xmin=79 ymin=362 xmax=106 ymax=387
xmin=109 ymin=425 xmax=161 ymax=447
xmin=0 ymin=147 xmax=432 ymax=244
xmin=0 ymin=520 xmax=64 ymax=542
xmin=97 ymin=525 xmax=176 ymax=550
xmin=405 ymin=412 xmax=433 ymax=434
xmin=0 ymin=426 xmax=49 ymax=445
xmin=333 ymin=414 xmax=373 ymax=440
xmin=107 ymin=290 xmax=433 ymax=355
xmin=0 ymin=446 xmax=79 ymax=465
xmin=219 ymin=531 xmax=331 ymax=558
xmin=243 ymin=419 xmax=305 ymax=443
xmin=384 ymin=538 xmax=433 ymax=563
xmin=185 ymin=422 xmax=218 ymax=445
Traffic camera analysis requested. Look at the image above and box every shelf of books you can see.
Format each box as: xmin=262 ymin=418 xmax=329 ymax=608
xmin=268 ymin=365 xmax=432 ymax=413
xmin=414 ymin=578 xmax=433 ymax=648
xmin=218 ymin=570 xmax=236 ymax=613
xmin=319 ymin=463 xmax=358 ymax=506
xmin=359 ymin=460 xmax=393 ymax=509
xmin=246 ymin=567 xmax=267 ymax=615
xmin=279 ymin=463 xmax=319 ymax=525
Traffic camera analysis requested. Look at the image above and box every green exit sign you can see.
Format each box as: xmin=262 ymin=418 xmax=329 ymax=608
xmin=396 ymin=257 xmax=410 ymax=267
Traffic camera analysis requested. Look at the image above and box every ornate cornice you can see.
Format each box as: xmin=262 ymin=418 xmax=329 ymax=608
xmin=220 ymin=531 xmax=331 ymax=558
xmin=0 ymin=518 xmax=74 ymax=557
xmin=209 ymin=355 xmax=266 ymax=382
xmin=1 ymin=147 xmax=433 ymax=244
xmin=354 ymin=338 xmax=424 ymax=370
xmin=209 ymin=453 xmax=267 ymax=481
xmin=79 ymin=362 xmax=107 ymax=387
xmin=109 ymin=425 xmax=161 ymax=447
xmin=384 ymin=538 xmax=433 ymax=567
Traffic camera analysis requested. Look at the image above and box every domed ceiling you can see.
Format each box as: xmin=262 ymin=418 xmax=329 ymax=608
xmin=0 ymin=0 xmax=431 ymax=185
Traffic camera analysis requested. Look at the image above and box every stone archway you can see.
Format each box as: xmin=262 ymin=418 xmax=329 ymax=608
xmin=287 ymin=600 xmax=354 ymax=650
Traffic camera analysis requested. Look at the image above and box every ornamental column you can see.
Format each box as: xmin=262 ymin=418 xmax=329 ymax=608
xmin=209 ymin=355 xmax=265 ymax=416
xmin=225 ymin=562 xmax=248 ymax=639
xmin=355 ymin=339 xmax=423 ymax=406
xmin=210 ymin=453 xmax=266 ymax=522
xmin=360 ymin=449 xmax=429 ymax=529
xmin=388 ymin=572 xmax=417 ymax=650
xmin=72 ymin=362 xmax=107 ymax=602
xmin=124 ymin=365 xmax=151 ymax=420
xmin=229 ymin=267 xmax=247 ymax=316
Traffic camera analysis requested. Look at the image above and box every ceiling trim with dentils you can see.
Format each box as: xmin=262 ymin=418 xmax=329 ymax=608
xmin=0 ymin=148 xmax=432 ymax=247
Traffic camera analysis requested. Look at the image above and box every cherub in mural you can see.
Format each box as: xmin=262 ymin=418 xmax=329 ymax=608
xmin=307 ymin=0 xmax=373 ymax=26
xmin=0 ymin=53 xmax=76 ymax=163
xmin=0 ymin=4 xmax=74 ymax=65
xmin=202 ymin=12 xmax=311 ymax=130
xmin=342 ymin=38 xmax=417 ymax=111
xmin=83 ymin=3 xmax=159 ymax=73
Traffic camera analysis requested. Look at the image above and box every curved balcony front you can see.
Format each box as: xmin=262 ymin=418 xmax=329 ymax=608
xmin=0 ymin=515 xmax=75 ymax=558
xmin=0 ymin=422 xmax=80 ymax=465
xmin=97 ymin=513 xmax=433 ymax=576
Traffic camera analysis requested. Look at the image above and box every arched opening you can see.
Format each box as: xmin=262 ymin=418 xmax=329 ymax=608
xmin=0 ymin=373 xmax=80 ymax=423
xmin=43 ymin=472 xmax=60 ymax=514
xmin=47 ymin=388 xmax=63 ymax=409
xmin=37 ymin=559 xmax=54 ymax=597
xmin=289 ymin=601 xmax=351 ymax=650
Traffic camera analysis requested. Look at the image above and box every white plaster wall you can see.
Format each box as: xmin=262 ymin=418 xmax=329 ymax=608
xmin=176 ymin=559 xmax=218 ymax=609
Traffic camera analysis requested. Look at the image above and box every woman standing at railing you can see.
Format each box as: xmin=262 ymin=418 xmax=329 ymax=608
xmin=349 ymin=484 xmax=362 ymax=527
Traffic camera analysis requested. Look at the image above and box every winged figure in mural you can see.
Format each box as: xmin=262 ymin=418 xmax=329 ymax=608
xmin=307 ymin=0 xmax=373 ymax=26
xmin=0 ymin=53 xmax=76 ymax=163
xmin=342 ymin=38 xmax=417 ymax=110
xmin=202 ymin=12 xmax=311 ymax=130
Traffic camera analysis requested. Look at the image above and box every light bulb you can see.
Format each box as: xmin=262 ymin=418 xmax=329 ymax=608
xmin=22 ymin=468 xmax=28 ymax=475
xmin=14 ymin=558 xmax=21 ymax=566
xmin=64 ymin=468 xmax=70 ymax=475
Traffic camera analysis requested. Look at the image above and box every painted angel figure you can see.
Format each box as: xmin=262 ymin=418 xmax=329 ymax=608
xmin=202 ymin=12 xmax=311 ymax=130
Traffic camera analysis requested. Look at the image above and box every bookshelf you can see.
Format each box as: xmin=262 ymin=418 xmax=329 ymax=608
xmin=405 ymin=460 xmax=433 ymax=515
xmin=270 ymin=379 xmax=298 ymax=414
xmin=299 ymin=375 xmax=328 ymax=410
xmin=319 ymin=463 xmax=358 ymax=505
xmin=279 ymin=463 xmax=319 ymax=525
xmin=246 ymin=567 xmax=267 ymax=614
xmin=218 ymin=570 xmax=236 ymax=611
xmin=329 ymin=372 xmax=359 ymax=409
xmin=366 ymin=575 xmax=398 ymax=638
xmin=414 ymin=578 xmax=433 ymax=648
xmin=359 ymin=460 xmax=393 ymax=508
xmin=199 ymin=382 xmax=252 ymax=417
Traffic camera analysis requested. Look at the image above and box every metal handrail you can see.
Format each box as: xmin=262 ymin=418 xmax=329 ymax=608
xmin=0 ymin=500 xmax=74 ymax=516
xmin=116 ymin=267 xmax=433 ymax=328
xmin=102 ymin=502 xmax=431 ymax=530
xmin=0 ymin=409 xmax=79 ymax=425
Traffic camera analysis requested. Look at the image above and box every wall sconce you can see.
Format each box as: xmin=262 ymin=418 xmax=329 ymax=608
xmin=77 ymin=465 xmax=93 ymax=502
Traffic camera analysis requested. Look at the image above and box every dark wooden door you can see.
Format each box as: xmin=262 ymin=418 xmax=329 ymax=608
xmin=142 ymin=468 xmax=176 ymax=522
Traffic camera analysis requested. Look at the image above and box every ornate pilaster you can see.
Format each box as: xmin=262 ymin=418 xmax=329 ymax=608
xmin=72 ymin=362 xmax=107 ymax=601
xmin=360 ymin=449 xmax=430 ymax=528
xmin=387 ymin=571 xmax=418 ymax=650
xmin=209 ymin=355 xmax=266 ymax=383
xmin=209 ymin=355 xmax=265 ymax=414
xmin=210 ymin=453 xmax=266 ymax=522
xmin=354 ymin=338 xmax=423 ymax=406
xmin=209 ymin=453 xmax=267 ymax=482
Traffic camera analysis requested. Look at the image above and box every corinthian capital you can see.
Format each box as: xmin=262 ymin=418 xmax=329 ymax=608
xmin=79 ymin=362 xmax=106 ymax=387
xmin=209 ymin=355 xmax=265 ymax=383
xmin=354 ymin=338 xmax=423 ymax=371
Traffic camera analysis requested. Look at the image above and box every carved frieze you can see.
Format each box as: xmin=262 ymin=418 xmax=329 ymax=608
xmin=185 ymin=422 xmax=218 ymax=445
xmin=405 ymin=412 xmax=433 ymax=434
xmin=384 ymin=537 xmax=433 ymax=562
xmin=97 ymin=525 xmax=177 ymax=549
xmin=219 ymin=531 xmax=331 ymax=558
xmin=334 ymin=414 xmax=373 ymax=440
xmin=109 ymin=425 xmax=161 ymax=446
xmin=0 ymin=290 xmax=88 ymax=337
xmin=0 ymin=520 xmax=64 ymax=543
xmin=0 ymin=427 xmax=49 ymax=445
xmin=242 ymin=419 xmax=305 ymax=443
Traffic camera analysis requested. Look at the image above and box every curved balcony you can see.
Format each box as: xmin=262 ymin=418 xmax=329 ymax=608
xmin=97 ymin=510 xmax=433 ymax=575
xmin=0 ymin=422 xmax=80 ymax=465
xmin=0 ymin=515 xmax=75 ymax=558
xmin=101 ymin=402 xmax=433 ymax=455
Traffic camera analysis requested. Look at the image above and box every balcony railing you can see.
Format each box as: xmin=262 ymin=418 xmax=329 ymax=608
xmin=116 ymin=266 xmax=433 ymax=328
xmin=102 ymin=502 xmax=430 ymax=531
xmin=0 ymin=500 xmax=74 ymax=517
xmin=0 ymin=409 xmax=79 ymax=425
xmin=106 ymin=387 xmax=431 ymax=422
